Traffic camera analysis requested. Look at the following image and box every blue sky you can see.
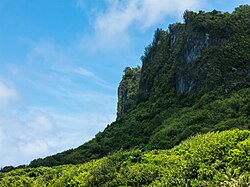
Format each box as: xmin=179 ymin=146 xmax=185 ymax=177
xmin=0 ymin=0 xmax=249 ymax=167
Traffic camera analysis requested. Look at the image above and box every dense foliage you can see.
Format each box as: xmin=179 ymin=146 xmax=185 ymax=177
xmin=28 ymin=5 xmax=250 ymax=168
xmin=1 ymin=129 xmax=250 ymax=186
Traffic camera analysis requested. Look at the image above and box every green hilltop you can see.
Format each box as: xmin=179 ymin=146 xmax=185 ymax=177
xmin=0 ymin=5 xmax=250 ymax=186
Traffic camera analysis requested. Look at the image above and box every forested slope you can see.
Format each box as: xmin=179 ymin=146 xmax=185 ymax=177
xmin=1 ymin=129 xmax=250 ymax=186
xmin=28 ymin=5 xmax=250 ymax=168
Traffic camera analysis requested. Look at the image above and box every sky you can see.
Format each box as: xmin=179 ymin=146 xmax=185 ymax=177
xmin=0 ymin=0 xmax=249 ymax=167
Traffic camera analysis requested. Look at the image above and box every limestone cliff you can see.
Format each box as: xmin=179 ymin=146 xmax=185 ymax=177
xmin=147 ymin=9 xmax=248 ymax=102
xmin=117 ymin=7 xmax=249 ymax=117
xmin=174 ymin=23 xmax=210 ymax=94
xmin=117 ymin=67 xmax=141 ymax=117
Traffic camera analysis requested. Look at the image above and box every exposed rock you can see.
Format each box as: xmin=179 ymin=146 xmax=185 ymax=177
xmin=175 ymin=22 xmax=210 ymax=94
xmin=169 ymin=24 xmax=184 ymax=49
xmin=117 ymin=67 xmax=141 ymax=117
xmin=176 ymin=73 xmax=194 ymax=94
xmin=181 ymin=32 xmax=209 ymax=64
xmin=118 ymin=6 xmax=250 ymax=116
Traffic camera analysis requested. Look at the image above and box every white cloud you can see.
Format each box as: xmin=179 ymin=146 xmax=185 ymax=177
xmin=0 ymin=79 xmax=17 ymax=105
xmin=74 ymin=67 xmax=97 ymax=79
xmin=0 ymin=127 xmax=4 ymax=146
xmin=28 ymin=114 xmax=54 ymax=134
xmin=73 ymin=67 xmax=116 ymax=89
xmin=136 ymin=0 xmax=202 ymax=29
xmin=0 ymin=112 xmax=56 ymax=166
xmin=0 ymin=104 xmax=116 ymax=167
xmin=83 ymin=0 xmax=202 ymax=52
xmin=27 ymin=40 xmax=67 ymax=66
xmin=21 ymin=139 xmax=49 ymax=157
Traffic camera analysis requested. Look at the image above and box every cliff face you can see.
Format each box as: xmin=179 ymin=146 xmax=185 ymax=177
xmin=118 ymin=7 xmax=250 ymax=114
xmin=118 ymin=19 xmax=218 ymax=115
xmin=117 ymin=67 xmax=141 ymax=117
xmin=175 ymin=25 xmax=209 ymax=94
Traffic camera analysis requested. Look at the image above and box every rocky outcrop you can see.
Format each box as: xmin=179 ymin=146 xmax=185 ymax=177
xmin=117 ymin=67 xmax=141 ymax=117
xmin=175 ymin=24 xmax=210 ymax=94
xmin=169 ymin=24 xmax=184 ymax=49
xmin=122 ymin=7 xmax=250 ymax=108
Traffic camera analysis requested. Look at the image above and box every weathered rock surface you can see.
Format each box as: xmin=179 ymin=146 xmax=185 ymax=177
xmin=117 ymin=67 xmax=141 ymax=117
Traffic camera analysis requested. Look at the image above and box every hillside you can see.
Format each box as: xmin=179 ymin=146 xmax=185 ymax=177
xmin=1 ymin=129 xmax=250 ymax=186
xmin=28 ymin=5 xmax=250 ymax=168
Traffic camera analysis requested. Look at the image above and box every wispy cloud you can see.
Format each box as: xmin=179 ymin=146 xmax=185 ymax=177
xmin=0 ymin=112 xmax=55 ymax=166
xmin=21 ymin=139 xmax=49 ymax=157
xmin=0 ymin=78 xmax=17 ymax=106
xmin=26 ymin=40 xmax=67 ymax=66
xmin=82 ymin=0 xmax=202 ymax=52
xmin=74 ymin=67 xmax=97 ymax=79
xmin=137 ymin=0 xmax=202 ymax=29
xmin=0 ymin=45 xmax=117 ymax=167
xmin=0 ymin=127 xmax=4 ymax=147
xmin=73 ymin=67 xmax=115 ymax=89
xmin=28 ymin=114 xmax=55 ymax=134
xmin=0 ymin=39 xmax=118 ymax=167
xmin=0 ymin=103 xmax=116 ymax=167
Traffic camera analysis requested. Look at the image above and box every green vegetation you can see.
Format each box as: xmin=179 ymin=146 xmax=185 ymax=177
xmin=1 ymin=129 xmax=250 ymax=186
xmin=28 ymin=5 xmax=250 ymax=168
xmin=1 ymin=5 xmax=249 ymax=186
